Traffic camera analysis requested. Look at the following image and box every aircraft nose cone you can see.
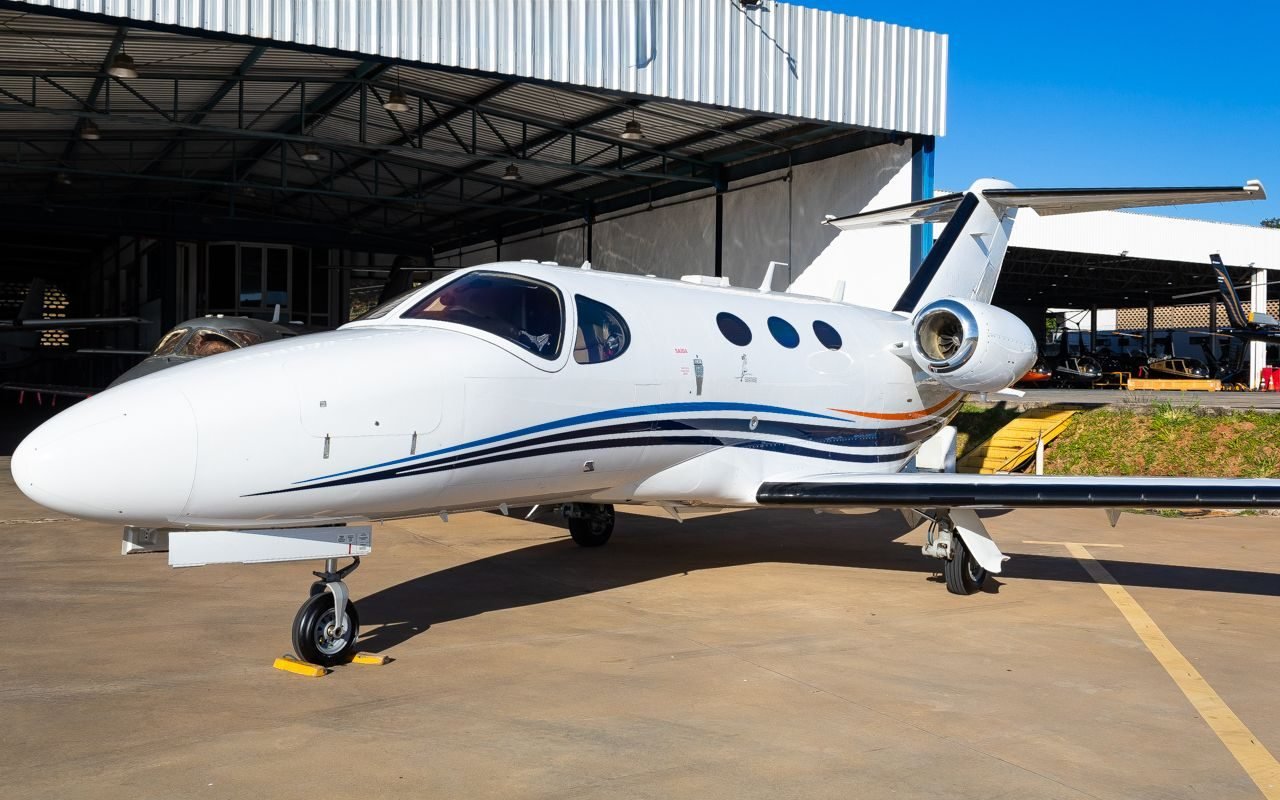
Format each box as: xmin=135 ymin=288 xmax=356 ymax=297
xmin=11 ymin=383 xmax=198 ymax=526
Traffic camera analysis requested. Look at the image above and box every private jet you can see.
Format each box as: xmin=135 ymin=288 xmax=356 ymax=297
xmin=12 ymin=178 xmax=1279 ymax=667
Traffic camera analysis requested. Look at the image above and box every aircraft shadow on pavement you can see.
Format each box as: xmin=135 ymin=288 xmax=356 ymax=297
xmin=355 ymin=508 xmax=1280 ymax=653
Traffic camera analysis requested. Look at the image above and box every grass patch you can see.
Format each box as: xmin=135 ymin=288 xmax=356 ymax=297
xmin=1044 ymin=404 xmax=1280 ymax=478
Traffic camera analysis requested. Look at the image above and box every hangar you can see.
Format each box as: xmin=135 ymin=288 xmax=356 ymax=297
xmin=998 ymin=209 xmax=1280 ymax=388
xmin=1 ymin=0 xmax=1274 ymax=406
xmin=0 ymin=0 xmax=945 ymax=397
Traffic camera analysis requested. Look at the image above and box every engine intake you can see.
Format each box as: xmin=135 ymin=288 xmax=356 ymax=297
xmin=910 ymin=298 xmax=1036 ymax=393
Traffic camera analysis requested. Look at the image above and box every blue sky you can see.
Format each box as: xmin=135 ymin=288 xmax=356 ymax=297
xmin=797 ymin=2 xmax=1280 ymax=226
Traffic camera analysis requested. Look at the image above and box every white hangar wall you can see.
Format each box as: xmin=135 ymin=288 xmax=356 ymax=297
xmin=444 ymin=141 xmax=915 ymax=295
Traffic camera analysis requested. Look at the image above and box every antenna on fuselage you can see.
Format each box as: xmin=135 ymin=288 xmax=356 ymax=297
xmin=758 ymin=261 xmax=788 ymax=292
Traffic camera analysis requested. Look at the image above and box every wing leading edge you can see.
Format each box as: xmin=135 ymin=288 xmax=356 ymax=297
xmin=823 ymin=180 xmax=1266 ymax=231
xmin=757 ymin=473 xmax=1280 ymax=509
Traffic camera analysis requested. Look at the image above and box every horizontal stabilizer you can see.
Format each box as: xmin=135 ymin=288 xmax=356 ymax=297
xmin=757 ymin=473 xmax=1280 ymax=509
xmin=825 ymin=193 xmax=964 ymax=230
xmin=824 ymin=180 xmax=1265 ymax=230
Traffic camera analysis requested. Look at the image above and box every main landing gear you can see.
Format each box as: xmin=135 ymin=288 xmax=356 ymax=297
xmin=293 ymin=556 xmax=361 ymax=666
xmin=561 ymin=503 xmax=615 ymax=547
xmin=921 ymin=513 xmax=988 ymax=595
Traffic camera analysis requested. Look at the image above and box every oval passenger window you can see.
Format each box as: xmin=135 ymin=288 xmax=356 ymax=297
xmin=716 ymin=312 xmax=752 ymax=346
xmin=767 ymin=316 xmax=799 ymax=348
xmin=813 ymin=320 xmax=842 ymax=350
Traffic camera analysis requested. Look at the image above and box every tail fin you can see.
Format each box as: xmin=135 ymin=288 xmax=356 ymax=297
xmin=17 ymin=278 xmax=46 ymax=321
xmin=824 ymin=179 xmax=1266 ymax=316
xmin=1210 ymin=253 xmax=1251 ymax=329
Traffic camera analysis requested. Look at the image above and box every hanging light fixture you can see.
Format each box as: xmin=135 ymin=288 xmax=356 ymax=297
xmin=108 ymin=51 xmax=138 ymax=79
xmin=621 ymin=113 xmax=644 ymax=141
xmin=55 ymin=172 xmax=72 ymax=186
xmin=79 ymin=120 xmax=101 ymax=141
xmin=301 ymin=143 xmax=322 ymax=162
xmin=502 ymin=163 xmax=521 ymax=181
xmin=382 ymin=68 xmax=410 ymax=113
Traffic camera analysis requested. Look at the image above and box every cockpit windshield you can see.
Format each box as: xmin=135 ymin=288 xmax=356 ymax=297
xmin=151 ymin=327 xmax=190 ymax=356
xmin=153 ymin=327 xmax=266 ymax=358
xmin=401 ymin=272 xmax=564 ymax=359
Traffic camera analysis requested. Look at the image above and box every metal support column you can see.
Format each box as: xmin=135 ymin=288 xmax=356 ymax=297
xmin=1209 ymin=296 xmax=1219 ymax=361
xmin=1089 ymin=306 xmax=1097 ymax=353
xmin=909 ymin=135 xmax=936 ymax=275
xmin=713 ymin=171 xmax=726 ymax=279
xmin=1145 ymin=298 xmax=1155 ymax=356
xmin=1250 ymin=268 xmax=1268 ymax=389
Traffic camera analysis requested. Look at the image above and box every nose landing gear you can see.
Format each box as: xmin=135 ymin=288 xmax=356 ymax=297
xmin=292 ymin=556 xmax=361 ymax=666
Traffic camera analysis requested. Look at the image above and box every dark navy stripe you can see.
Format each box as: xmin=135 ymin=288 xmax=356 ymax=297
xmin=248 ymin=433 xmax=911 ymax=497
xmin=400 ymin=415 xmax=948 ymax=472
xmin=893 ymin=192 xmax=980 ymax=313
xmin=293 ymin=401 xmax=852 ymax=485
xmin=286 ymin=414 xmax=950 ymax=493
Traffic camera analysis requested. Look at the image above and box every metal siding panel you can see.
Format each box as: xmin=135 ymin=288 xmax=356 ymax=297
xmin=9 ymin=0 xmax=946 ymax=134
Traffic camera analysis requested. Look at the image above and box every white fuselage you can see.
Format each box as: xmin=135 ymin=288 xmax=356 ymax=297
xmin=12 ymin=263 xmax=961 ymax=529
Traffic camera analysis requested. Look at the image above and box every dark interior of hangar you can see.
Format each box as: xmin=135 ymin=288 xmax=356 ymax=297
xmin=1 ymin=4 xmax=1271 ymax=429
xmin=0 ymin=4 xmax=900 ymax=377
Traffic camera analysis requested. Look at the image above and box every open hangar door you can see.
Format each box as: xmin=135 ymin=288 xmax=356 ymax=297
xmin=0 ymin=2 xmax=945 ymax=443
xmin=992 ymin=206 xmax=1280 ymax=389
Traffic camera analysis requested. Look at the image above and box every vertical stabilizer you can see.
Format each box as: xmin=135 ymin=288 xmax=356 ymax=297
xmin=892 ymin=179 xmax=1016 ymax=314
xmin=1210 ymin=253 xmax=1251 ymax=329
xmin=17 ymin=278 xmax=47 ymax=321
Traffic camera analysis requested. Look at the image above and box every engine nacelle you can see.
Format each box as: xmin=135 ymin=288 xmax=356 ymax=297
xmin=910 ymin=298 xmax=1037 ymax=393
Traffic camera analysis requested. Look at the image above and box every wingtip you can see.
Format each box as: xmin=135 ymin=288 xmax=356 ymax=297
xmin=1245 ymin=179 xmax=1266 ymax=199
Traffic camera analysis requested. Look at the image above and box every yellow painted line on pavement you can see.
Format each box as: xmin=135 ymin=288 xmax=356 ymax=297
xmin=1042 ymin=540 xmax=1280 ymax=799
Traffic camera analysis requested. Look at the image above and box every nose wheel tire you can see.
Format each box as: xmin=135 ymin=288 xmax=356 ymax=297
xmin=944 ymin=534 xmax=988 ymax=595
xmin=292 ymin=591 xmax=360 ymax=666
xmin=568 ymin=503 xmax=614 ymax=547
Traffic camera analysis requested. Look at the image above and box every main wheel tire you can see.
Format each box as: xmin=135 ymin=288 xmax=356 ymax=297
xmin=944 ymin=534 xmax=987 ymax=595
xmin=291 ymin=591 xmax=360 ymax=667
xmin=568 ymin=504 xmax=614 ymax=547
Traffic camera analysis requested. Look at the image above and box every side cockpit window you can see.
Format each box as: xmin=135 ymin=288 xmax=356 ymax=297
xmin=574 ymin=295 xmax=630 ymax=364
xmin=401 ymin=271 xmax=564 ymax=360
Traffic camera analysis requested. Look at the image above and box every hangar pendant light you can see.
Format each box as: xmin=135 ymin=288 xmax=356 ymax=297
xmin=79 ymin=120 xmax=101 ymax=141
xmin=383 ymin=68 xmax=410 ymax=113
xmin=621 ymin=112 xmax=644 ymax=141
xmin=502 ymin=163 xmax=521 ymax=181
xmin=108 ymin=51 xmax=138 ymax=79
xmin=55 ymin=172 xmax=72 ymax=186
xmin=301 ymin=143 xmax=322 ymax=162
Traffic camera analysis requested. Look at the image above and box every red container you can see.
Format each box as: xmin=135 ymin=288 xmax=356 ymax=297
xmin=1262 ymin=366 xmax=1276 ymax=391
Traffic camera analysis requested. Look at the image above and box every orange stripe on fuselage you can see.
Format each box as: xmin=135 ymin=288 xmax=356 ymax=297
xmin=829 ymin=391 xmax=962 ymax=421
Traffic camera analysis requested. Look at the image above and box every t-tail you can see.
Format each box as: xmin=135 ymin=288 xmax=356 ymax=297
xmin=1210 ymin=252 xmax=1253 ymax=329
xmin=822 ymin=179 xmax=1267 ymax=315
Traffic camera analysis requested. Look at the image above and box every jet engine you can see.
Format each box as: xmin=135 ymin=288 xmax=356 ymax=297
xmin=909 ymin=298 xmax=1037 ymax=393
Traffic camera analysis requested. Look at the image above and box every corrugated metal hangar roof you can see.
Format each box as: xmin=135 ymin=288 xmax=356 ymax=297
xmin=0 ymin=1 xmax=941 ymax=254
xmin=8 ymin=0 xmax=949 ymax=135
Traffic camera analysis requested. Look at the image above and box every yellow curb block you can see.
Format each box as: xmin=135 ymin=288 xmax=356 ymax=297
xmin=352 ymin=652 xmax=389 ymax=666
xmin=273 ymin=655 xmax=327 ymax=677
